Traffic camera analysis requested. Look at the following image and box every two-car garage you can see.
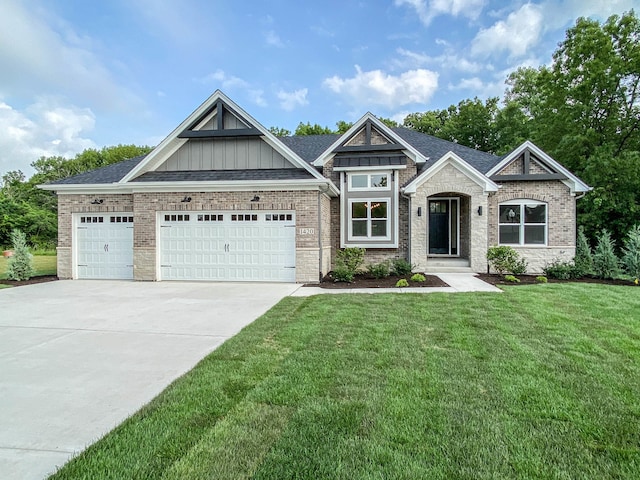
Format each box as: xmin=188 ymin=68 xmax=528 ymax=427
xmin=74 ymin=211 xmax=296 ymax=282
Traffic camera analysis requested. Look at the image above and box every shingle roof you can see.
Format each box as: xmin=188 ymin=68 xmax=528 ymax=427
xmin=47 ymin=155 xmax=148 ymax=185
xmin=391 ymin=127 xmax=500 ymax=174
xmin=333 ymin=156 xmax=407 ymax=168
xmin=279 ymin=134 xmax=339 ymax=164
xmin=131 ymin=169 xmax=315 ymax=182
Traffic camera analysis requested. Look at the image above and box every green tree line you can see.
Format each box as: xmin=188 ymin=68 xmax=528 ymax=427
xmin=1 ymin=12 xmax=637 ymax=249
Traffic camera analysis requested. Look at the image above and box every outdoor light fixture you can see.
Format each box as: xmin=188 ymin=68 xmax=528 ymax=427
xmin=251 ymin=195 xmax=260 ymax=202
xmin=90 ymin=198 xmax=103 ymax=205
xmin=181 ymin=196 xmax=192 ymax=203
xmin=477 ymin=206 xmax=483 ymax=216
xmin=417 ymin=207 xmax=422 ymax=217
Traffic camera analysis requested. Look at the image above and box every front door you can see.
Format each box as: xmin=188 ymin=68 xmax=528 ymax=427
xmin=428 ymin=198 xmax=459 ymax=256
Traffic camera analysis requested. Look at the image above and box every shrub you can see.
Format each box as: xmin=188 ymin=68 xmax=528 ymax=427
xmin=410 ymin=273 xmax=426 ymax=282
xmin=391 ymin=258 xmax=413 ymax=276
xmin=6 ymin=229 xmax=34 ymax=281
xmin=574 ymin=226 xmax=593 ymax=276
xmin=486 ymin=246 xmax=527 ymax=275
xmin=622 ymin=225 xmax=640 ymax=281
xmin=332 ymin=265 xmax=354 ymax=283
xmin=504 ymin=275 xmax=520 ymax=283
xmin=535 ymin=276 xmax=548 ymax=283
xmin=593 ymin=229 xmax=621 ymax=280
xmin=335 ymin=247 xmax=365 ymax=274
xmin=395 ymin=279 xmax=409 ymax=288
xmin=367 ymin=261 xmax=390 ymax=279
xmin=543 ymin=259 xmax=581 ymax=280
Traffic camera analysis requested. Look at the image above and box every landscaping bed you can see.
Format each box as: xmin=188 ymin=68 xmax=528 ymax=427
xmin=477 ymin=273 xmax=637 ymax=287
xmin=0 ymin=275 xmax=58 ymax=287
xmin=307 ymin=273 xmax=449 ymax=289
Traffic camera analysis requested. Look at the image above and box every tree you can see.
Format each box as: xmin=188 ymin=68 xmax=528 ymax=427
xmin=268 ymin=126 xmax=291 ymax=137
xmin=5 ymin=229 xmax=34 ymax=281
xmin=294 ymin=122 xmax=334 ymax=135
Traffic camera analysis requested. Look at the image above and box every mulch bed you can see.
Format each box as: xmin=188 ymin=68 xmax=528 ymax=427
xmin=307 ymin=273 xmax=449 ymax=289
xmin=476 ymin=273 xmax=637 ymax=287
xmin=0 ymin=275 xmax=59 ymax=287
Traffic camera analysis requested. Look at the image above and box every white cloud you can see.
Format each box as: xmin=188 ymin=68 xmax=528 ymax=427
xmin=395 ymin=48 xmax=481 ymax=73
xmin=277 ymin=89 xmax=308 ymax=111
xmin=471 ymin=3 xmax=544 ymax=58
xmin=198 ymin=70 xmax=249 ymax=90
xmin=540 ymin=0 xmax=638 ymax=30
xmin=0 ymin=0 xmax=143 ymax=114
xmin=249 ymin=89 xmax=268 ymax=108
xmin=0 ymin=98 xmax=96 ymax=175
xmin=395 ymin=0 xmax=486 ymax=26
xmin=265 ymin=30 xmax=284 ymax=48
xmin=390 ymin=110 xmax=411 ymax=125
xmin=323 ymin=66 xmax=439 ymax=109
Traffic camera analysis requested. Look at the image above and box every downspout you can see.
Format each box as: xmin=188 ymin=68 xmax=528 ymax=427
xmin=401 ymin=189 xmax=413 ymax=262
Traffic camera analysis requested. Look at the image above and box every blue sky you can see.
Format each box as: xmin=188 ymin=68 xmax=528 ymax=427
xmin=0 ymin=0 xmax=634 ymax=176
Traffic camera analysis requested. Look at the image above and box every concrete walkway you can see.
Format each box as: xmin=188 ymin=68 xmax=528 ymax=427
xmin=0 ymin=280 xmax=298 ymax=480
xmin=290 ymin=273 xmax=501 ymax=296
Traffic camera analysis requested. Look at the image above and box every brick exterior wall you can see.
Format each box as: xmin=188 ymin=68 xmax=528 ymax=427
xmin=57 ymin=190 xmax=330 ymax=283
xmin=488 ymin=180 xmax=576 ymax=273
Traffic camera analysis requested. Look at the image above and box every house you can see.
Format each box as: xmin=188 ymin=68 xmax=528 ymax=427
xmin=41 ymin=90 xmax=590 ymax=283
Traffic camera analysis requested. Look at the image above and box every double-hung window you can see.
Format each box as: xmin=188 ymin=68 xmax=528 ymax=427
xmin=344 ymin=171 xmax=393 ymax=244
xmin=499 ymin=200 xmax=547 ymax=245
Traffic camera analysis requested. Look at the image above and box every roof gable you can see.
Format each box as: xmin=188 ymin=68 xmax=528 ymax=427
xmin=486 ymin=141 xmax=590 ymax=193
xmin=120 ymin=90 xmax=327 ymax=183
xmin=403 ymin=151 xmax=499 ymax=194
xmin=312 ymin=114 xmax=428 ymax=167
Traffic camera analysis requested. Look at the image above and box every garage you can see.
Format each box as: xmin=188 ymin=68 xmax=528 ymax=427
xmin=75 ymin=214 xmax=134 ymax=279
xmin=159 ymin=211 xmax=296 ymax=282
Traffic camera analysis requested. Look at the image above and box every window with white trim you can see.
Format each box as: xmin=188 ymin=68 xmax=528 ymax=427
xmin=349 ymin=172 xmax=390 ymax=190
xmin=349 ymin=200 xmax=389 ymax=240
xmin=499 ymin=200 xmax=547 ymax=245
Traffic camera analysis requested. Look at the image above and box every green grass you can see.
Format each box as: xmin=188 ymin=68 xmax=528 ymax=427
xmin=0 ymin=255 xmax=57 ymax=279
xmin=50 ymin=285 xmax=640 ymax=479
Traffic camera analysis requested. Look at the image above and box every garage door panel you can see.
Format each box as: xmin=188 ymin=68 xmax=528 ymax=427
xmin=76 ymin=215 xmax=134 ymax=280
xmin=159 ymin=211 xmax=295 ymax=282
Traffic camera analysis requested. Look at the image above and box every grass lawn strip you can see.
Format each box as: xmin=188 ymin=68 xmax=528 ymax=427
xmin=50 ymin=285 xmax=640 ymax=479
xmin=0 ymin=255 xmax=57 ymax=279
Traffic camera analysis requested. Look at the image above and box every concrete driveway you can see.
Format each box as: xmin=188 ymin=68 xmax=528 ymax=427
xmin=0 ymin=280 xmax=298 ymax=480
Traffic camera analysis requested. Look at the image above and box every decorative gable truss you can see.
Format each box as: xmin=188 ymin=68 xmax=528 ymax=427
xmin=486 ymin=141 xmax=590 ymax=194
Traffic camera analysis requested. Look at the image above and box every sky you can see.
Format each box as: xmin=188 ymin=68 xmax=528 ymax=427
xmin=0 ymin=0 xmax=636 ymax=176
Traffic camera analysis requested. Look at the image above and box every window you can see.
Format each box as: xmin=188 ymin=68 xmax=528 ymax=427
xmin=499 ymin=200 xmax=547 ymax=245
xmin=349 ymin=172 xmax=390 ymax=190
xmin=349 ymin=200 xmax=388 ymax=240
xmin=164 ymin=214 xmax=190 ymax=222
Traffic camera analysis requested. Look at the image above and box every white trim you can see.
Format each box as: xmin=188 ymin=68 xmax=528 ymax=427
xmin=333 ymin=164 xmax=406 ymax=172
xmin=403 ymin=151 xmax=499 ymax=194
xmin=119 ymin=90 xmax=328 ymax=184
xmin=498 ymin=199 xmax=548 ymax=246
xmin=40 ymin=179 xmax=340 ymax=196
xmin=312 ymin=113 xmax=428 ymax=167
xmin=347 ymin=198 xmax=391 ymax=242
xmin=427 ymin=197 xmax=460 ymax=257
xmin=348 ymin=171 xmax=391 ymax=191
xmin=486 ymin=141 xmax=590 ymax=193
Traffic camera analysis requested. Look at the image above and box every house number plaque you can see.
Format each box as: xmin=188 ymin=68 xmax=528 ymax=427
xmin=299 ymin=228 xmax=315 ymax=235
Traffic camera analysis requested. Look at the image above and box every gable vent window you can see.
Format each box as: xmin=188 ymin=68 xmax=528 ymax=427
xmin=499 ymin=200 xmax=547 ymax=246
xmin=164 ymin=214 xmax=190 ymax=222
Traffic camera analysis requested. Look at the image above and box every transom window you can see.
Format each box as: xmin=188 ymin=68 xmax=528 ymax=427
xmin=349 ymin=172 xmax=390 ymax=190
xmin=499 ymin=200 xmax=547 ymax=245
xmin=349 ymin=200 xmax=389 ymax=240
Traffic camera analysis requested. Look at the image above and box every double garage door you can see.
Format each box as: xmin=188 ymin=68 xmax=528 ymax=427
xmin=75 ymin=211 xmax=296 ymax=282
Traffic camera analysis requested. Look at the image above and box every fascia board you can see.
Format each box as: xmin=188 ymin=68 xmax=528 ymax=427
xmin=487 ymin=141 xmax=591 ymax=193
xmin=404 ymin=151 xmax=499 ymax=194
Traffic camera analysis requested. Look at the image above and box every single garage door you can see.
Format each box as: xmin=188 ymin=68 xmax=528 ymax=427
xmin=76 ymin=214 xmax=134 ymax=279
xmin=159 ymin=211 xmax=296 ymax=282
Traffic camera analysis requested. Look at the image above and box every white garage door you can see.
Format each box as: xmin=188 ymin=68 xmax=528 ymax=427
xmin=159 ymin=211 xmax=296 ymax=282
xmin=76 ymin=214 xmax=134 ymax=279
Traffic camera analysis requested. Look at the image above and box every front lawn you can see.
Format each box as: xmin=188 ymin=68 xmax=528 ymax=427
xmin=51 ymin=285 xmax=640 ymax=479
xmin=0 ymin=255 xmax=57 ymax=279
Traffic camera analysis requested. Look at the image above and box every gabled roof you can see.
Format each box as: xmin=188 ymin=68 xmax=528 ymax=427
xmin=121 ymin=90 xmax=327 ymax=184
xmin=279 ymin=134 xmax=339 ymax=164
xmin=403 ymin=151 xmax=499 ymax=194
xmin=45 ymin=155 xmax=148 ymax=185
xmin=486 ymin=141 xmax=590 ymax=193
xmin=312 ymin=113 xmax=428 ymax=167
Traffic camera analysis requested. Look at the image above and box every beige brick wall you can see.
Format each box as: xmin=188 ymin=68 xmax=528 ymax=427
xmin=411 ymin=163 xmax=488 ymax=272
xmin=488 ymin=180 xmax=576 ymax=274
xmin=57 ymin=190 xmax=326 ymax=283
